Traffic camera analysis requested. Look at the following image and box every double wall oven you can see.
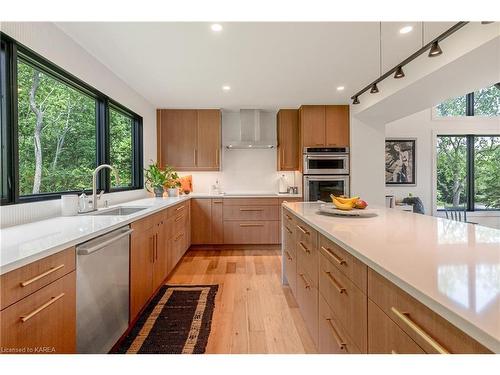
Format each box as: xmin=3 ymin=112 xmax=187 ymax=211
xmin=303 ymin=147 xmax=350 ymax=202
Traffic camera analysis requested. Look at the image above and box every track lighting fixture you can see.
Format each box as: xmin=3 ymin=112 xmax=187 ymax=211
xmin=370 ymin=83 xmax=379 ymax=94
xmin=394 ymin=66 xmax=405 ymax=79
xmin=353 ymin=96 xmax=360 ymax=105
xmin=428 ymin=41 xmax=443 ymax=57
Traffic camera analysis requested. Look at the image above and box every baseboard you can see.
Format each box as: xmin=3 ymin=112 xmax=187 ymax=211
xmin=188 ymin=244 xmax=281 ymax=251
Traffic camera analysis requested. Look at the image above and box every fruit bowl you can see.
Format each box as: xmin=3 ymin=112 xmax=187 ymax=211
xmin=330 ymin=195 xmax=368 ymax=211
xmin=319 ymin=203 xmax=378 ymax=217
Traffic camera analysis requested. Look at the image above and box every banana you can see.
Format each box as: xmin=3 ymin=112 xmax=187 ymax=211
xmin=331 ymin=196 xmax=355 ymax=211
xmin=330 ymin=195 xmax=359 ymax=205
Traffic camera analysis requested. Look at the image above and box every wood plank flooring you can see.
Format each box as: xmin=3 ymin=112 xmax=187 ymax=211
xmin=166 ymin=249 xmax=316 ymax=354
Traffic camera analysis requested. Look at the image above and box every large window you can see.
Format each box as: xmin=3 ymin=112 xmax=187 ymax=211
xmin=436 ymin=84 xmax=500 ymax=117
xmin=437 ymin=135 xmax=499 ymax=211
xmin=0 ymin=33 xmax=143 ymax=205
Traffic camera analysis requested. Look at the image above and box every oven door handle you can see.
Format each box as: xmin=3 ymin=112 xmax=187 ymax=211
xmin=305 ymin=155 xmax=348 ymax=160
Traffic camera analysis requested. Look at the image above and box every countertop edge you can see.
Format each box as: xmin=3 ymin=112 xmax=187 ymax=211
xmin=282 ymin=204 xmax=500 ymax=354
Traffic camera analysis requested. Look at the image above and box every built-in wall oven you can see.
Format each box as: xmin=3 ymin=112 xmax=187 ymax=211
xmin=303 ymin=147 xmax=349 ymax=175
xmin=303 ymin=147 xmax=350 ymax=202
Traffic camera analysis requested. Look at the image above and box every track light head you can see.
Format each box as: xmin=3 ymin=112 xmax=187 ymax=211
xmin=370 ymin=83 xmax=379 ymax=94
xmin=428 ymin=41 xmax=443 ymax=57
xmin=394 ymin=66 xmax=405 ymax=79
xmin=352 ymin=96 xmax=360 ymax=105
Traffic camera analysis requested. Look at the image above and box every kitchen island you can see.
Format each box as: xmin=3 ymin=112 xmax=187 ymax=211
xmin=281 ymin=201 xmax=500 ymax=354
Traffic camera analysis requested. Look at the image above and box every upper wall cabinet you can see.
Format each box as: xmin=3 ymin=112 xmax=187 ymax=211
xmin=277 ymin=109 xmax=299 ymax=171
xmin=299 ymin=105 xmax=349 ymax=148
xmin=157 ymin=109 xmax=221 ymax=171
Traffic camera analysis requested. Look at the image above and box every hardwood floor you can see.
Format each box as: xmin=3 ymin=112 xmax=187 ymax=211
xmin=166 ymin=249 xmax=316 ymax=354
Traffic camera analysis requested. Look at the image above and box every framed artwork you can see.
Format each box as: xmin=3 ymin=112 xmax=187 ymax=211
xmin=385 ymin=138 xmax=416 ymax=186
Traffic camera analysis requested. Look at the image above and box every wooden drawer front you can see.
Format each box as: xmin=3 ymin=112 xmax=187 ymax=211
xmin=283 ymin=248 xmax=297 ymax=297
xmin=1 ymin=248 xmax=75 ymax=310
xmin=223 ymin=198 xmax=279 ymax=206
xmin=319 ymin=235 xmax=367 ymax=293
xmin=167 ymin=202 xmax=188 ymax=218
xmin=368 ymin=269 xmax=491 ymax=354
xmin=368 ymin=300 xmax=424 ymax=354
xmin=296 ymin=235 xmax=318 ymax=288
xmin=223 ymin=221 xmax=279 ymax=244
xmin=296 ymin=264 xmax=318 ymax=347
xmin=173 ymin=211 xmax=187 ymax=236
xmin=0 ymin=271 xmax=76 ymax=354
xmin=319 ymin=252 xmax=367 ymax=352
xmin=223 ymin=205 xmax=279 ymax=221
xmin=283 ymin=224 xmax=295 ymax=258
xmin=172 ymin=230 xmax=186 ymax=264
xmin=295 ymin=219 xmax=317 ymax=252
xmin=282 ymin=209 xmax=296 ymax=225
xmin=319 ymin=295 xmax=362 ymax=354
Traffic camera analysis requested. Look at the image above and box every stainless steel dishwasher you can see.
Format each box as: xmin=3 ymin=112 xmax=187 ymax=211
xmin=76 ymin=226 xmax=132 ymax=353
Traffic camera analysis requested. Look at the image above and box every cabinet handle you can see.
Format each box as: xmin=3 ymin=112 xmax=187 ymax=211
xmin=325 ymin=318 xmax=346 ymax=351
xmin=324 ymin=271 xmax=346 ymax=294
xmin=216 ymin=148 xmax=219 ymax=166
xmin=175 ymin=215 xmax=184 ymax=222
xmin=213 ymin=200 xmax=223 ymax=204
xmin=298 ymin=273 xmax=310 ymax=289
xmin=285 ymin=214 xmax=292 ymax=221
xmin=239 ymin=223 xmax=264 ymax=227
xmin=21 ymin=293 xmax=65 ymax=323
xmin=194 ymin=149 xmax=197 ymax=164
xmin=285 ymin=251 xmax=293 ymax=261
xmin=20 ymin=264 xmax=65 ymax=287
xmin=285 ymin=226 xmax=292 ymax=234
xmin=321 ymin=246 xmax=346 ymax=266
xmin=152 ymin=236 xmax=156 ymax=263
xmin=299 ymin=241 xmax=310 ymax=254
xmin=239 ymin=208 xmax=264 ymax=212
xmin=296 ymin=224 xmax=309 ymax=235
xmin=176 ymin=205 xmax=185 ymax=211
xmin=390 ymin=307 xmax=449 ymax=354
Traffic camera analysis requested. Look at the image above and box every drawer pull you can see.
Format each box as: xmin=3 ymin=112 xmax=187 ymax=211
xmin=285 ymin=226 xmax=293 ymax=234
xmin=20 ymin=264 xmax=65 ymax=287
xmin=175 ymin=205 xmax=185 ymax=211
xmin=324 ymin=271 xmax=346 ymax=294
xmin=321 ymin=246 xmax=346 ymax=266
xmin=325 ymin=318 xmax=346 ymax=351
xmin=390 ymin=307 xmax=449 ymax=354
xmin=175 ymin=233 xmax=184 ymax=242
xmin=213 ymin=200 xmax=223 ymax=204
xmin=298 ymin=273 xmax=311 ymax=289
xmin=175 ymin=215 xmax=184 ymax=222
xmin=285 ymin=214 xmax=292 ymax=221
xmin=20 ymin=293 xmax=65 ymax=323
xmin=239 ymin=208 xmax=264 ymax=212
xmin=239 ymin=223 xmax=264 ymax=227
xmin=285 ymin=251 xmax=293 ymax=261
xmin=296 ymin=225 xmax=309 ymax=235
xmin=299 ymin=242 xmax=310 ymax=254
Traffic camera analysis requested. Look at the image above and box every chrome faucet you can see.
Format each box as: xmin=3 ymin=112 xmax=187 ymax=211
xmin=91 ymin=164 xmax=119 ymax=211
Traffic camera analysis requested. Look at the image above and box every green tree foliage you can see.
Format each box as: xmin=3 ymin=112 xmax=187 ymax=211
xmin=436 ymin=95 xmax=467 ymax=117
xmin=474 ymin=136 xmax=500 ymax=209
xmin=436 ymin=136 xmax=467 ymax=208
xmin=17 ymin=60 xmax=134 ymax=195
xmin=474 ymin=86 xmax=500 ymax=116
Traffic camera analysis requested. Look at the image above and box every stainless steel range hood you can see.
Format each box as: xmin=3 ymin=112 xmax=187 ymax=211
xmin=225 ymin=109 xmax=277 ymax=149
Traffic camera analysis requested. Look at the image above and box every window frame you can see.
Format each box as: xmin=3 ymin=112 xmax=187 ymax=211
xmin=0 ymin=32 xmax=143 ymax=205
xmin=436 ymin=134 xmax=499 ymax=212
xmin=432 ymin=87 xmax=500 ymax=120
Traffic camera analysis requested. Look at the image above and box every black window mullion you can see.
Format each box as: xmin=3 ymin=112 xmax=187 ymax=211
xmin=466 ymin=135 xmax=475 ymax=211
xmin=96 ymin=98 xmax=109 ymax=193
xmin=466 ymin=93 xmax=474 ymax=116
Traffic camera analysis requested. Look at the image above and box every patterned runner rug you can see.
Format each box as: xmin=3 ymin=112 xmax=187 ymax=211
xmin=112 ymin=285 xmax=218 ymax=354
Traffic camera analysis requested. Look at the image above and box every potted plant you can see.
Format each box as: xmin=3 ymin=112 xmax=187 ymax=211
xmin=144 ymin=161 xmax=167 ymax=197
xmin=164 ymin=165 xmax=181 ymax=197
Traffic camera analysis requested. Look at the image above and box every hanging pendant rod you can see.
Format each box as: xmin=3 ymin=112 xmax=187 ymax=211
xmin=350 ymin=21 xmax=469 ymax=101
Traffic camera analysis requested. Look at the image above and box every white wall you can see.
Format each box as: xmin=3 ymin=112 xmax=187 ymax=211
xmin=0 ymin=22 xmax=156 ymax=227
xmin=178 ymin=110 xmax=301 ymax=194
xmin=385 ymin=108 xmax=500 ymax=228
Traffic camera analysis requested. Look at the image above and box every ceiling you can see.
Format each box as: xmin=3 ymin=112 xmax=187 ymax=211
xmin=55 ymin=22 xmax=455 ymax=110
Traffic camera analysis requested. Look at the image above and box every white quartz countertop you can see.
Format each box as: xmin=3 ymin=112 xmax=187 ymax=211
xmin=283 ymin=202 xmax=500 ymax=353
xmin=0 ymin=193 xmax=302 ymax=276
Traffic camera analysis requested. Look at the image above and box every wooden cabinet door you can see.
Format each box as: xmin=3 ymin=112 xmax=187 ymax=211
xmin=0 ymin=271 xmax=76 ymax=354
xmin=325 ymin=105 xmax=349 ymax=147
xmin=130 ymin=226 xmax=155 ymax=321
xmin=157 ymin=109 xmax=197 ymax=170
xmin=196 ymin=110 xmax=221 ymax=170
xmin=153 ymin=215 xmax=168 ymax=291
xmin=211 ymin=199 xmax=224 ymax=244
xmin=277 ymin=109 xmax=299 ymax=170
xmin=191 ymin=198 xmax=212 ymax=244
xmin=300 ymin=105 xmax=325 ymax=147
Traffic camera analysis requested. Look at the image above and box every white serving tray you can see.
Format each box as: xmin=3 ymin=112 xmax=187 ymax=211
xmin=318 ymin=203 xmax=378 ymax=217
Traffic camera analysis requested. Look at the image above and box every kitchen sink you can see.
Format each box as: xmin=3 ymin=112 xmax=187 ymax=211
xmin=90 ymin=206 xmax=149 ymax=216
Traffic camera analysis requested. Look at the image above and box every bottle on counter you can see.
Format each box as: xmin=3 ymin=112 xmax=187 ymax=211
xmin=279 ymin=174 xmax=289 ymax=194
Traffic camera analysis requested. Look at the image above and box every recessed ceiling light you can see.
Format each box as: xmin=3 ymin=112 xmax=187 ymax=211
xmin=211 ymin=24 xmax=223 ymax=32
xmin=336 ymin=86 xmax=345 ymax=91
xmin=399 ymin=26 xmax=413 ymax=34
xmin=222 ymin=85 xmax=231 ymax=91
